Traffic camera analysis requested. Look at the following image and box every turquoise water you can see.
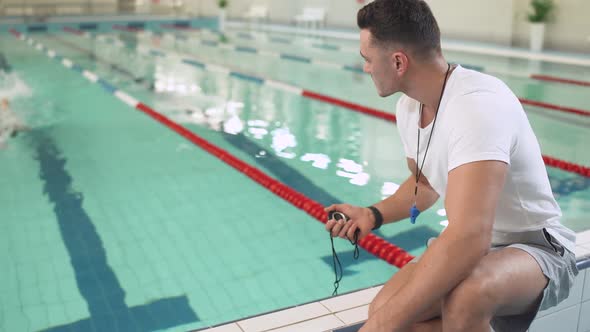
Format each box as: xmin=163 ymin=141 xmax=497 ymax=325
xmin=0 ymin=24 xmax=589 ymax=332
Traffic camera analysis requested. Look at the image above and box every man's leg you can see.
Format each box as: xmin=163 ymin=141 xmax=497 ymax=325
xmin=441 ymin=247 xmax=548 ymax=331
xmin=369 ymin=247 xmax=548 ymax=332
xmin=368 ymin=263 xmax=442 ymax=324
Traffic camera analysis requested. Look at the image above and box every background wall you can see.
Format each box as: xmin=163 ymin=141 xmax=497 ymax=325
xmin=428 ymin=0 xmax=514 ymax=45
xmin=510 ymin=0 xmax=590 ymax=52
xmin=192 ymin=0 xmax=589 ymax=53
xmin=1 ymin=0 xmax=589 ymax=53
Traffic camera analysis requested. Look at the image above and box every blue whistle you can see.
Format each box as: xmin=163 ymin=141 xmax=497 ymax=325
xmin=410 ymin=204 xmax=421 ymax=224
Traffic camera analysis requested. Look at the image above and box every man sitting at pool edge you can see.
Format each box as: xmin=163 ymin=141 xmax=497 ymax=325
xmin=325 ymin=1 xmax=578 ymax=331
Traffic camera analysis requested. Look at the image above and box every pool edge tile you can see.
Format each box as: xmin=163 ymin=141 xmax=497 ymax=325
xmin=237 ymin=302 xmax=330 ymax=332
xmin=200 ymin=323 xmax=244 ymax=332
xmin=265 ymin=315 xmax=345 ymax=332
xmin=320 ymin=286 xmax=382 ymax=313
xmin=334 ymin=305 xmax=369 ymax=325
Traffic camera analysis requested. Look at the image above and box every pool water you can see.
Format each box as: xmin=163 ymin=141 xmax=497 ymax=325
xmin=0 ymin=23 xmax=588 ymax=331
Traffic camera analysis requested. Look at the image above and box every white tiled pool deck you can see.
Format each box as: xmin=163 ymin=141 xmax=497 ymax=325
xmin=197 ymin=229 xmax=590 ymax=332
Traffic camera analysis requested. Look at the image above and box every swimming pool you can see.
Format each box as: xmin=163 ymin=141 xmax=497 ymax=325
xmin=1 ymin=19 xmax=589 ymax=331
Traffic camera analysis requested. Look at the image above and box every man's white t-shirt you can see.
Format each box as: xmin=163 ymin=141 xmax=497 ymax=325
xmin=396 ymin=65 xmax=576 ymax=253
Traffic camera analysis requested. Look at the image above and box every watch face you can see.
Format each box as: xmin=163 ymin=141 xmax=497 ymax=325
xmin=329 ymin=211 xmax=349 ymax=222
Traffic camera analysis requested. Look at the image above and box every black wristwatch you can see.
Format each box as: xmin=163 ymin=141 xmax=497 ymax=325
xmin=367 ymin=206 xmax=383 ymax=230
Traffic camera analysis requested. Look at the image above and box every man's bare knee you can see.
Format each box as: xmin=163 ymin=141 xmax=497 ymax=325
xmin=442 ymin=270 xmax=495 ymax=331
xmin=443 ymin=292 xmax=490 ymax=331
xmin=368 ymin=263 xmax=417 ymax=318
xmin=407 ymin=319 xmax=442 ymax=332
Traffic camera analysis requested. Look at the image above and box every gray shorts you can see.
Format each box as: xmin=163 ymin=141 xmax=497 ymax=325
xmin=490 ymin=229 xmax=578 ymax=332
xmin=413 ymin=228 xmax=578 ymax=332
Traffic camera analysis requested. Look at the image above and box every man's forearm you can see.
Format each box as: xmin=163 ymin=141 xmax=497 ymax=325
xmin=372 ymin=176 xmax=439 ymax=225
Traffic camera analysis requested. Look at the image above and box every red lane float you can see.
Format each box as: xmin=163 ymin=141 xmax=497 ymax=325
xmin=519 ymin=98 xmax=590 ymax=117
xmin=543 ymin=156 xmax=590 ymax=178
xmin=133 ymin=103 xmax=415 ymax=267
xmin=112 ymin=24 xmax=143 ymax=33
xmin=63 ymin=27 xmax=83 ymax=35
xmin=302 ymin=90 xmax=397 ymax=123
xmin=160 ymin=24 xmax=200 ymax=31
xmin=531 ymin=74 xmax=590 ymax=88
xmin=9 ymin=28 xmax=20 ymax=37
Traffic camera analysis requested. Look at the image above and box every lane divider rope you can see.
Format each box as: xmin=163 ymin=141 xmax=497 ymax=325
xmin=113 ymin=24 xmax=143 ymax=33
xmin=530 ymin=75 xmax=590 ymax=87
xmin=11 ymin=28 xmax=415 ymax=268
xmin=47 ymin=34 xmax=149 ymax=84
xmin=519 ymin=98 xmax=590 ymax=117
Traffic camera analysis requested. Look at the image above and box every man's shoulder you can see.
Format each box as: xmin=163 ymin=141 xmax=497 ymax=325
xmin=395 ymin=94 xmax=417 ymax=114
xmin=394 ymin=94 xmax=415 ymax=126
xmin=450 ymin=66 xmax=510 ymax=99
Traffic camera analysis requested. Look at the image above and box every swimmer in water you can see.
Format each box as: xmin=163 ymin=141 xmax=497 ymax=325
xmin=0 ymin=98 xmax=29 ymax=148
xmin=0 ymin=53 xmax=11 ymax=73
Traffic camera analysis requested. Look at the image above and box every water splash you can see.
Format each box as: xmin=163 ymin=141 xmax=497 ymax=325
xmin=0 ymin=71 xmax=33 ymax=100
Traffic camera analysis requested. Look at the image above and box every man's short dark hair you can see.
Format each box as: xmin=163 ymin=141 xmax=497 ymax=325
xmin=357 ymin=0 xmax=441 ymax=59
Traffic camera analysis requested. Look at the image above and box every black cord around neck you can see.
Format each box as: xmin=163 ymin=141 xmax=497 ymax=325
xmin=414 ymin=63 xmax=452 ymax=196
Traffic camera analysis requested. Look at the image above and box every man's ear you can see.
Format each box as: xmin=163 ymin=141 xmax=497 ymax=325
xmin=391 ymin=51 xmax=409 ymax=73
